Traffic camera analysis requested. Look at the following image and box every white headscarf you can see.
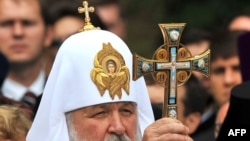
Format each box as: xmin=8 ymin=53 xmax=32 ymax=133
xmin=26 ymin=30 xmax=154 ymax=141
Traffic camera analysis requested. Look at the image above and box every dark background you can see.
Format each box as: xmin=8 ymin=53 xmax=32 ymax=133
xmin=123 ymin=0 xmax=250 ymax=58
xmin=45 ymin=0 xmax=250 ymax=58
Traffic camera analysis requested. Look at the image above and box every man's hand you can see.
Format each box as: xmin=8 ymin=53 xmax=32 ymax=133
xmin=142 ymin=117 xmax=193 ymax=141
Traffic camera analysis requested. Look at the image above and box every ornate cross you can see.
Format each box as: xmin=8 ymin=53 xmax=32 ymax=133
xmin=133 ymin=23 xmax=210 ymax=118
xmin=78 ymin=1 xmax=99 ymax=31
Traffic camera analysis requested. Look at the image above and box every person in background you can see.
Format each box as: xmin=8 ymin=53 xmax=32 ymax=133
xmin=228 ymin=14 xmax=250 ymax=31
xmin=213 ymin=15 xmax=250 ymax=140
xmin=216 ymin=31 xmax=250 ymax=141
xmin=0 ymin=105 xmax=32 ymax=141
xmin=89 ymin=0 xmax=127 ymax=40
xmin=0 ymin=0 xmax=53 ymax=115
xmin=209 ymin=30 xmax=242 ymax=107
xmin=194 ymin=30 xmax=242 ymax=141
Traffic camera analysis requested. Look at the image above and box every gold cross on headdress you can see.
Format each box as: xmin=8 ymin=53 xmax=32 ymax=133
xmin=133 ymin=23 xmax=210 ymax=118
xmin=78 ymin=1 xmax=99 ymax=31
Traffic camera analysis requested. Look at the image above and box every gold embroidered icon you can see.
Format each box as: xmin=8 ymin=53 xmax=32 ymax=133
xmin=91 ymin=43 xmax=130 ymax=99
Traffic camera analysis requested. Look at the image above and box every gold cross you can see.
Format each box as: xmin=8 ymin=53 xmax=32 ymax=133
xmin=133 ymin=23 xmax=210 ymax=118
xmin=78 ymin=1 xmax=99 ymax=31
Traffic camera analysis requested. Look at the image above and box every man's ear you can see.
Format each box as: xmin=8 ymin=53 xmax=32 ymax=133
xmin=44 ymin=25 xmax=54 ymax=48
xmin=184 ymin=112 xmax=201 ymax=134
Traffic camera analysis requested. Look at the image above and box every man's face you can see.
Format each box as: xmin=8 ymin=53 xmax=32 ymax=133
xmin=210 ymin=56 xmax=242 ymax=106
xmin=97 ymin=3 xmax=126 ymax=40
xmin=107 ymin=63 xmax=115 ymax=74
xmin=66 ymin=102 xmax=138 ymax=141
xmin=0 ymin=0 xmax=47 ymax=64
xmin=53 ymin=16 xmax=83 ymax=42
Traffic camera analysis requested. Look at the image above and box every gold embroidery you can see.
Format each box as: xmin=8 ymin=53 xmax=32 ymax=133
xmin=91 ymin=43 xmax=130 ymax=99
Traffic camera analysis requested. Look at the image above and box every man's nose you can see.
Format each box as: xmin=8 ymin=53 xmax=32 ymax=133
xmin=108 ymin=112 xmax=126 ymax=135
xmin=13 ymin=22 xmax=24 ymax=38
xmin=224 ymin=69 xmax=239 ymax=86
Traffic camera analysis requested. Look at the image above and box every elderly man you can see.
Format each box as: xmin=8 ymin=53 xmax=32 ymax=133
xmin=26 ymin=7 xmax=192 ymax=140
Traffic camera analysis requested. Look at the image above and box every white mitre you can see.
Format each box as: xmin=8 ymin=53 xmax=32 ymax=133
xmin=26 ymin=29 xmax=154 ymax=141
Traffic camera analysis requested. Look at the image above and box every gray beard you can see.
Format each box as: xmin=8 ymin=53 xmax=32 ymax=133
xmin=104 ymin=134 xmax=131 ymax=141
